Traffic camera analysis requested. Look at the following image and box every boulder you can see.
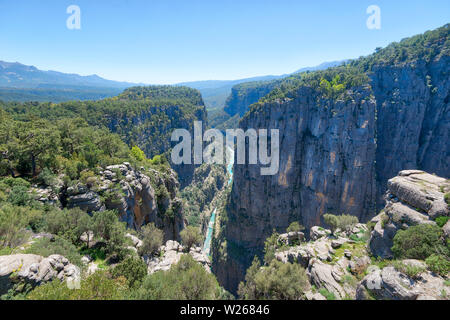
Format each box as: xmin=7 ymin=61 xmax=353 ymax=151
xmin=308 ymin=259 xmax=346 ymax=299
xmin=0 ymin=254 xmax=80 ymax=294
xmin=310 ymin=226 xmax=330 ymax=241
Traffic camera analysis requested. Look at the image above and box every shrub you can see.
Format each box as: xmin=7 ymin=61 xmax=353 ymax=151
xmin=111 ymin=256 xmax=147 ymax=288
xmin=286 ymin=221 xmax=305 ymax=233
xmin=44 ymin=207 xmax=91 ymax=246
xmin=426 ymin=254 xmax=450 ymax=277
xmin=391 ymin=224 xmax=447 ymax=260
xmin=180 ymin=226 xmax=203 ymax=251
xmin=392 ymin=261 xmax=426 ymax=278
xmin=263 ymin=231 xmax=280 ymax=264
xmin=25 ymin=236 xmax=83 ymax=267
xmin=324 ymin=213 xmax=359 ymax=234
xmin=92 ymin=210 xmax=129 ymax=258
xmin=131 ymin=254 xmax=218 ymax=300
xmin=37 ymin=167 xmax=57 ymax=187
xmin=27 ymin=271 xmax=127 ymax=300
xmin=138 ymin=223 xmax=163 ymax=256
xmin=0 ymin=204 xmax=43 ymax=248
xmin=238 ymin=259 xmax=309 ymax=300
xmin=435 ymin=216 xmax=449 ymax=228
xmin=319 ymin=288 xmax=336 ymax=300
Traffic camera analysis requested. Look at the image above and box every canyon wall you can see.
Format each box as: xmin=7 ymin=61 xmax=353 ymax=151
xmin=214 ymin=54 xmax=449 ymax=293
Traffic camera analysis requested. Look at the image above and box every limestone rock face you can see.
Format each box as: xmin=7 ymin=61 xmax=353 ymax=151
xmin=0 ymin=254 xmax=80 ymax=295
xmin=62 ymin=163 xmax=185 ymax=241
xmin=369 ymin=171 xmax=449 ymax=259
xmin=356 ymin=265 xmax=449 ymax=300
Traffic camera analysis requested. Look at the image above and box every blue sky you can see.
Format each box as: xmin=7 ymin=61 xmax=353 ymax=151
xmin=0 ymin=0 xmax=449 ymax=84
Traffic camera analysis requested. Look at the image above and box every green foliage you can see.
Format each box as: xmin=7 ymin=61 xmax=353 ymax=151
xmin=391 ymin=261 xmax=426 ymax=278
xmin=91 ymin=210 xmax=129 ymax=259
xmin=0 ymin=204 xmax=43 ymax=248
xmin=27 ymin=271 xmax=127 ymax=300
xmin=319 ymin=288 xmax=336 ymax=300
xmin=392 ymin=224 xmax=448 ymax=260
xmin=25 ymin=236 xmax=83 ymax=267
xmin=130 ymin=146 xmax=146 ymax=162
xmin=0 ymin=116 xmax=130 ymax=178
xmin=131 ymin=254 xmax=218 ymax=300
xmin=44 ymin=207 xmax=91 ymax=246
xmin=323 ymin=213 xmax=359 ymax=234
xmin=436 ymin=216 xmax=450 ymax=228
xmin=426 ymin=254 xmax=450 ymax=277
xmin=111 ymin=256 xmax=148 ymax=288
xmin=0 ymin=85 xmax=205 ymax=163
xmin=238 ymin=258 xmax=309 ymax=300
xmin=286 ymin=221 xmax=304 ymax=233
xmin=138 ymin=223 xmax=164 ymax=256
xmin=180 ymin=226 xmax=203 ymax=251
xmin=263 ymin=231 xmax=280 ymax=264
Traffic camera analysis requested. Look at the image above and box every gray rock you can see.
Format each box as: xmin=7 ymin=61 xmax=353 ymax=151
xmin=0 ymin=254 xmax=80 ymax=294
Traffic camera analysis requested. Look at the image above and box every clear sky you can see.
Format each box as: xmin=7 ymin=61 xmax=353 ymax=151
xmin=0 ymin=0 xmax=449 ymax=84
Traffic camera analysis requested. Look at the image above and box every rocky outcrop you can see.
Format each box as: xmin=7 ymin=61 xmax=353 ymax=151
xmin=369 ymin=170 xmax=449 ymax=259
xmin=145 ymin=240 xmax=211 ymax=274
xmin=0 ymin=254 xmax=80 ymax=295
xmin=61 ymin=163 xmax=185 ymax=241
xmin=356 ymin=263 xmax=449 ymax=300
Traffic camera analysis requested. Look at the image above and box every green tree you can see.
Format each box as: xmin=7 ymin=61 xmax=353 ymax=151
xmin=238 ymin=259 xmax=309 ymax=300
xmin=180 ymin=226 xmax=203 ymax=251
xmin=111 ymin=256 xmax=148 ymax=288
xmin=27 ymin=271 xmax=127 ymax=300
xmin=392 ymin=224 xmax=448 ymax=260
xmin=138 ymin=223 xmax=164 ymax=256
xmin=286 ymin=221 xmax=305 ymax=233
xmin=131 ymin=254 xmax=218 ymax=300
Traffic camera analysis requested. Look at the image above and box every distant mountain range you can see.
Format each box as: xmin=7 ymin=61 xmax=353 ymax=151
xmin=0 ymin=60 xmax=346 ymax=105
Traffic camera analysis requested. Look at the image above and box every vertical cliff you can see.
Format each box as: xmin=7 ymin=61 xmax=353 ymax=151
xmin=213 ymin=25 xmax=450 ymax=293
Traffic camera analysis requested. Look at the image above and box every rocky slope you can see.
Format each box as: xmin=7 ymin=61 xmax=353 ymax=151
xmin=214 ymin=25 xmax=450 ymax=293
xmin=236 ymin=171 xmax=449 ymax=300
xmin=33 ymin=162 xmax=185 ymax=241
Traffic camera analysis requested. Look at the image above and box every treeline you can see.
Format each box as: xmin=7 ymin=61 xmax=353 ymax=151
xmin=0 ymin=85 xmax=206 ymax=159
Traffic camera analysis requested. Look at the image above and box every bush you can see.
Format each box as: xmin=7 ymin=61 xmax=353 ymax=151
xmin=392 ymin=224 xmax=447 ymax=260
xmin=91 ymin=210 xmax=129 ymax=258
xmin=263 ymin=231 xmax=280 ymax=264
xmin=319 ymin=288 xmax=336 ymax=300
xmin=131 ymin=254 xmax=218 ymax=300
xmin=323 ymin=214 xmax=359 ymax=234
xmin=286 ymin=221 xmax=304 ymax=233
xmin=392 ymin=261 xmax=426 ymax=278
xmin=0 ymin=204 xmax=43 ymax=248
xmin=25 ymin=236 xmax=83 ymax=267
xmin=111 ymin=256 xmax=147 ymax=288
xmin=435 ymin=216 xmax=449 ymax=228
xmin=37 ymin=167 xmax=57 ymax=187
xmin=180 ymin=226 xmax=203 ymax=251
xmin=426 ymin=254 xmax=450 ymax=277
xmin=27 ymin=271 xmax=127 ymax=300
xmin=44 ymin=208 xmax=91 ymax=246
xmin=238 ymin=258 xmax=309 ymax=300
xmin=138 ymin=223 xmax=163 ymax=256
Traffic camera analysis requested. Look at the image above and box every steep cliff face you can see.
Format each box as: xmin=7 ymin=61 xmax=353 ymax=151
xmin=214 ymin=26 xmax=450 ymax=293
xmin=373 ymin=57 xmax=450 ymax=207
